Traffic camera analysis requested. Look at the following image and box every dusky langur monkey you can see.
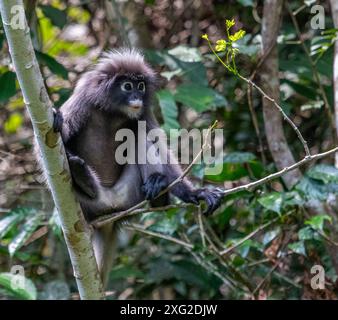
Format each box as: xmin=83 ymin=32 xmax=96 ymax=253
xmin=51 ymin=49 xmax=222 ymax=286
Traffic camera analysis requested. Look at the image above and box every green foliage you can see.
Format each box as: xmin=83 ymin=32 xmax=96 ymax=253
xmin=0 ymin=208 xmax=45 ymax=257
xmin=39 ymin=5 xmax=67 ymax=29
xmin=258 ymin=192 xmax=283 ymax=215
xmin=4 ymin=112 xmax=23 ymax=134
xmin=156 ymin=90 xmax=180 ymax=132
xmin=174 ymin=84 xmax=227 ymax=112
xmin=36 ymin=51 xmax=68 ymax=80
xmin=0 ymin=273 xmax=37 ymax=300
xmin=0 ymin=71 xmax=17 ymax=103
xmin=205 ymin=152 xmax=263 ymax=182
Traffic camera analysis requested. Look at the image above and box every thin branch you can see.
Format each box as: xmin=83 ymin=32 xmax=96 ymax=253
xmin=125 ymin=223 xmax=193 ymax=249
xmin=197 ymin=205 xmax=206 ymax=248
xmin=221 ymin=147 xmax=338 ymax=196
xmin=206 ymin=40 xmax=310 ymax=157
xmin=92 ymin=203 xmax=193 ymax=228
xmin=219 ymin=211 xmax=294 ymax=256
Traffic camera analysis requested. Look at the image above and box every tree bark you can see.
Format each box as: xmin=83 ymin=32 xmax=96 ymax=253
xmin=261 ymin=0 xmax=302 ymax=189
xmin=330 ymin=0 xmax=338 ymax=167
xmin=0 ymin=0 xmax=104 ymax=300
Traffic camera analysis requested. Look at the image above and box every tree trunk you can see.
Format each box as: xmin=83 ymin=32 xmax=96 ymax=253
xmin=0 ymin=0 xmax=104 ymax=300
xmin=261 ymin=0 xmax=302 ymax=189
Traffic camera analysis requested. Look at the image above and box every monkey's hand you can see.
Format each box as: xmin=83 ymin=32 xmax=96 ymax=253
xmin=53 ymin=108 xmax=63 ymax=133
xmin=183 ymin=188 xmax=223 ymax=216
xmin=68 ymin=156 xmax=97 ymax=199
xmin=142 ymin=172 xmax=168 ymax=200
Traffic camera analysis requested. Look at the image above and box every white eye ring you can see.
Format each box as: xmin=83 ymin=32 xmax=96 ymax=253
xmin=121 ymin=82 xmax=133 ymax=92
xmin=138 ymin=81 xmax=146 ymax=92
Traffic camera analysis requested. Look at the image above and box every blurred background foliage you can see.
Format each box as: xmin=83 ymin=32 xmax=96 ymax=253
xmin=0 ymin=0 xmax=338 ymax=300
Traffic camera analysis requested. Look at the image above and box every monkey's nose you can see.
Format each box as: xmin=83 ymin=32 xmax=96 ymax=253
xmin=128 ymin=99 xmax=143 ymax=110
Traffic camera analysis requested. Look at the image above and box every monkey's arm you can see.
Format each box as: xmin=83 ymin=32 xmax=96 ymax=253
xmin=139 ymin=120 xmax=222 ymax=215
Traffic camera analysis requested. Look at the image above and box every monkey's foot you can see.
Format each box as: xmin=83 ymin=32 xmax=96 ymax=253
xmin=68 ymin=156 xmax=97 ymax=199
xmin=187 ymin=188 xmax=223 ymax=216
xmin=53 ymin=108 xmax=63 ymax=133
xmin=142 ymin=173 xmax=168 ymax=200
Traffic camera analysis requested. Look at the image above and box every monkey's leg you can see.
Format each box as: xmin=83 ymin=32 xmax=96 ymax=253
xmin=92 ymin=224 xmax=117 ymax=288
xmin=92 ymin=164 xmax=144 ymax=287
xmin=68 ymin=155 xmax=98 ymax=199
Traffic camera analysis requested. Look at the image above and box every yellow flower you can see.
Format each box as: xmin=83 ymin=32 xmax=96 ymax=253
xmin=215 ymin=39 xmax=227 ymax=52
xmin=226 ymin=19 xmax=235 ymax=30
xmin=201 ymin=34 xmax=209 ymax=40
xmin=229 ymin=30 xmax=246 ymax=42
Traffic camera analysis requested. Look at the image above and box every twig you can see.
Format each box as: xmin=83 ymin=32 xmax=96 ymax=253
xmin=222 ymin=147 xmax=338 ymax=196
xmin=125 ymin=223 xmax=193 ymax=249
xmin=206 ymin=39 xmax=311 ymax=157
xmin=220 ymin=211 xmax=293 ymax=256
xmin=252 ymin=263 xmax=279 ymax=297
xmin=92 ymin=203 xmax=193 ymax=228
xmin=197 ymin=205 xmax=206 ymax=248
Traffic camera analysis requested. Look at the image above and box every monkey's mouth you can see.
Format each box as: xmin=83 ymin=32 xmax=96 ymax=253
xmin=128 ymin=99 xmax=143 ymax=111
xmin=129 ymin=105 xmax=142 ymax=111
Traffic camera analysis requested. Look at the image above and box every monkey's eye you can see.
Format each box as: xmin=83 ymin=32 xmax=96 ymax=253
xmin=138 ymin=82 xmax=146 ymax=92
xmin=121 ymin=82 xmax=133 ymax=92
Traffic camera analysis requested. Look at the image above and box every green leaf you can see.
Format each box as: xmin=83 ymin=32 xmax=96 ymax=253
xmin=4 ymin=112 xmax=23 ymax=134
xmin=40 ymin=5 xmax=67 ymax=29
xmin=0 ymin=71 xmax=17 ymax=103
xmin=215 ymin=40 xmax=227 ymax=52
xmin=229 ymin=30 xmax=246 ymax=42
xmin=262 ymin=228 xmax=281 ymax=246
xmin=235 ymin=239 xmax=263 ymax=258
xmin=148 ymin=214 xmax=179 ymax=236
xmin=288 ymin=241 xmax=306 ymax=256
xmin=160 ymin=69 xmax=182 ymax=81
xmin=282 ymin=79 xmax=318 ymax=100
xmin=298 ymin=226 xmax=320 ymax=241
xmin=53 ymin=88 xmax=72 ymax=108
xmin=307 ymin=164 xmax=338 ymax=184
xmin=174 ymin=84 xmax=227 ymax=112
xmin=223 ymin=152 xmax=256 ymax=163
xmin=0 ymin=273 xmax=37 ymax=300
xmin=305 ymin=215 xmax=332 ymax=231
xmin=36 ymin=51 xmax=68 ymax=79
xmin=8 ymin=212 xmax=44 ymax=257
xmin=296 ymin=176 xmax=328 ymax=201
xmin=0 ymin=215 xmax=22 ymax=239
xmin=205 ymin=152 xmax=261 ymax=182
xmin=168 ymin=45 xmax=202 ymax=63
xmin=156 ymin=90 xmax=180 ymax=132
xmin=258 ymin=192 xmax=283 ymax=214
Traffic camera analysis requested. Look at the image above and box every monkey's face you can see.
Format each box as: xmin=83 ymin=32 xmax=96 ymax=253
xmin=110 ymin=74 xmax=150 ymax=119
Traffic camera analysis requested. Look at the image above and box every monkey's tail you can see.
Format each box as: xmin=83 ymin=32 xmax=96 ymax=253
xmin=92 ymin=223 xmax=117 ymax=288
